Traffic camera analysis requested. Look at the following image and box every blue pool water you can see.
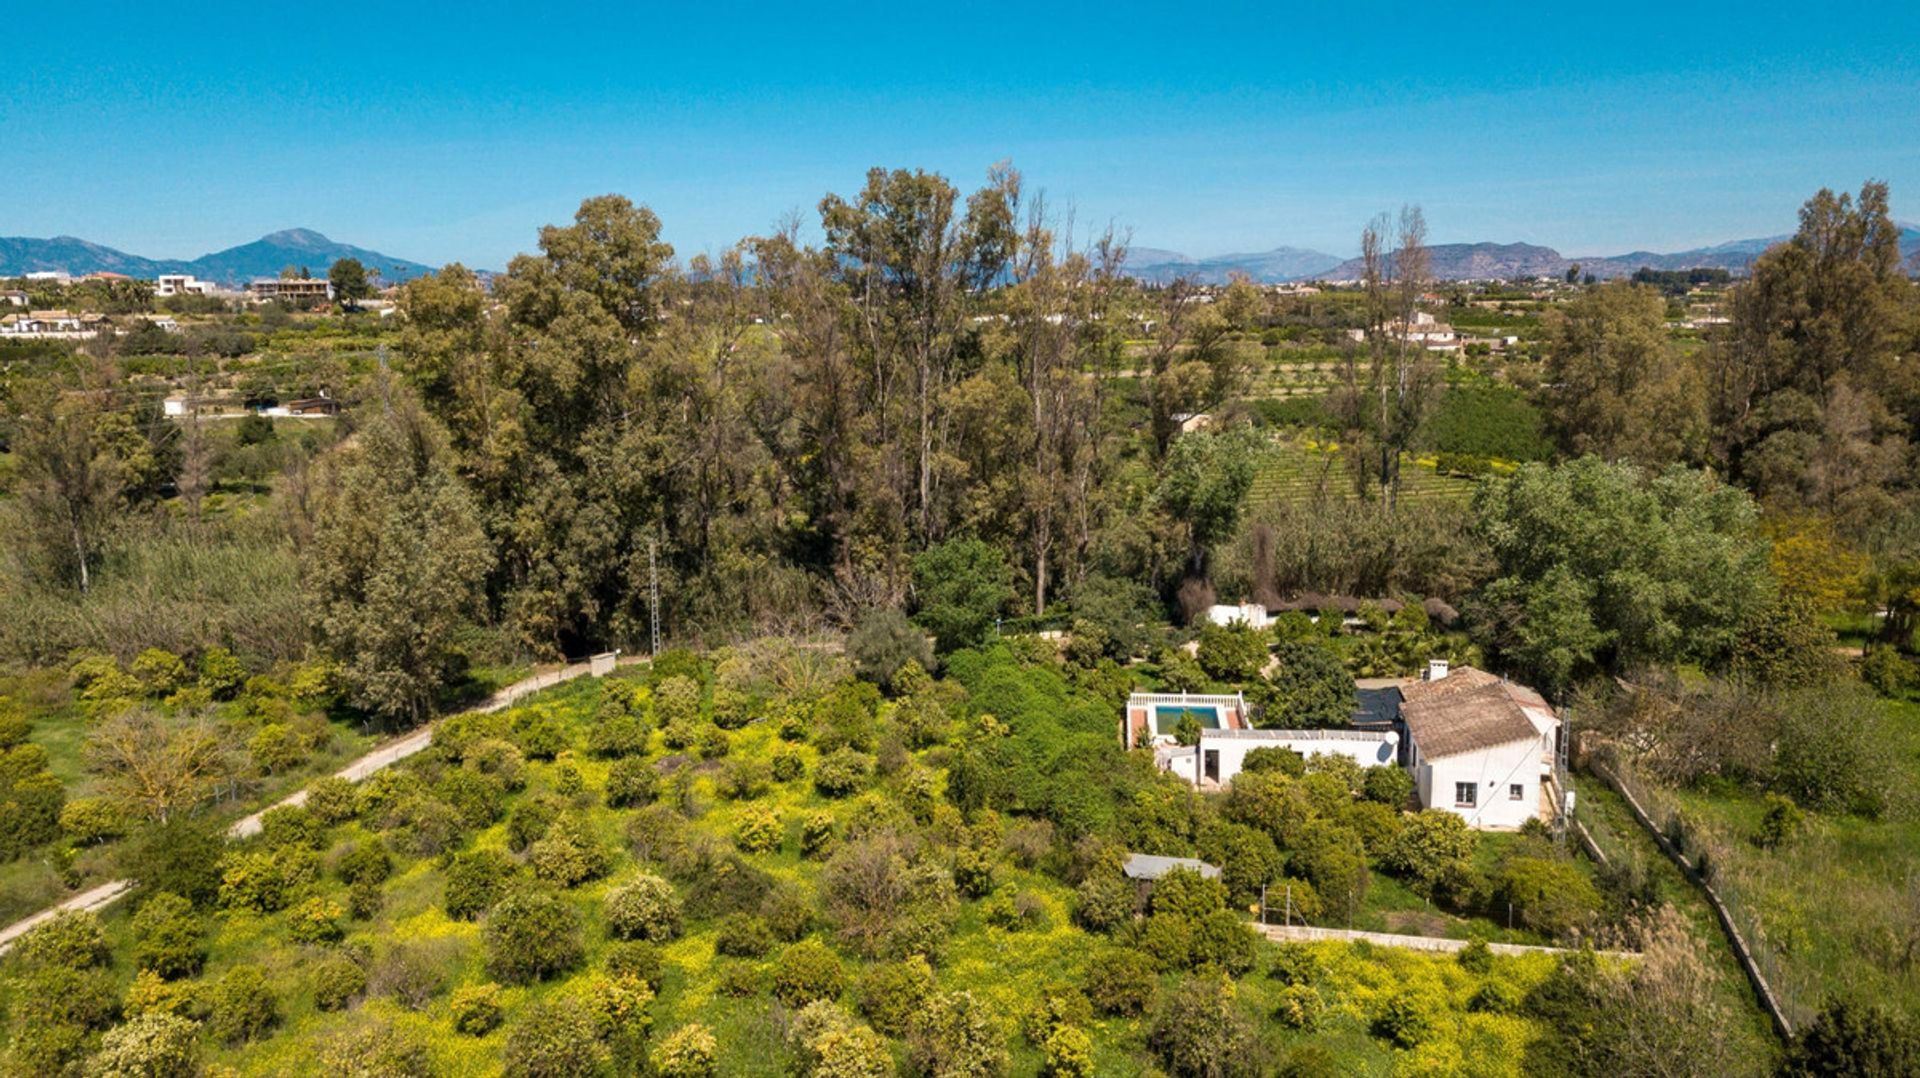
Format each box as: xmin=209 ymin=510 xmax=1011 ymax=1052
xmin=1155 ymin=705 xmax=1221 ymax=734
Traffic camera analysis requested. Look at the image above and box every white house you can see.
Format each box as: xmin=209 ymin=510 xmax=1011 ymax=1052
xmin=0 ymin=309 xmax=105 ymax=338
xmin=1398 ymin=665 xmax=1559 ymax=830
xmin=1204 ymin=602 xmax=1275 ymax=629
xmin=1160 ymin=727 xmax=1400 ymax=789
xmin=155 ymin=274 xmax=216 ymax=297
xmin=0 ymin=290 xmax=26 ymax=307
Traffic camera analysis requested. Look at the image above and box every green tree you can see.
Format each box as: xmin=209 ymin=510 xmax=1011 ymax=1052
xmin=1470 ymin=458 xmax=1773 ymax=694
xmin=1544 ymin=283 xmax=1705 ymax=465
xmin=912 ymin=539 xmax=1013 ymax=653
xmin=310 ymin=381 xmax=492 ymax=725
xmin=848 ymin=607 xmax=934 ymax=692
xmin=1251 ymin=642 xmax=1355 ymax=728
xmin=1157 ymin=426 xmax=1262 ymax=577
xmin=328 ymin=257 xmax=373 ymax=310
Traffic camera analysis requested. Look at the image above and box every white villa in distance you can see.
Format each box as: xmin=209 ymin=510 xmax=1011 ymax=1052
xmin=1128 ymin=661 xmax=1563 ymax=830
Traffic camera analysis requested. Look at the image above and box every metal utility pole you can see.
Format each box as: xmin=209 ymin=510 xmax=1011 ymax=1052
xmin=647 ymin=540 xmax=660 ymax=659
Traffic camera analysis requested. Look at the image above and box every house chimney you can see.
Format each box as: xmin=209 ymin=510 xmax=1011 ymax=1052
xmin=1427 ymin=659 xmax=1449 ymax=682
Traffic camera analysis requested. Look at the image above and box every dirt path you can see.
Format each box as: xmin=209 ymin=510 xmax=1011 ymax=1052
xmin=1255 ymin=922 xmax=1636 ymax=959
xmin=0 ymin=656 xmax=630 ymax=954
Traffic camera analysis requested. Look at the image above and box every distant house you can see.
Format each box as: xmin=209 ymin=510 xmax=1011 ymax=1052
xmin=0 ymin=309 xmax=105 ymax=338
xmin=1204 ymin=602 xmax=1275 ymax=630
xmin=23 ymin=270 xmax=71 ymax=284
xmin=0 ymin=290 xmax=26 ymax=307
xmin=155 ymin=274 xmax=216 ymax=297
xmin=248 ymin=278 xmax=333 ymax=304
xmin=1171 ymin=412 xmax=1213 ymax=434
xmin=1399 ymin=664 xmax=1560 ymax=830
xmin=281 ymin=396 xmax=341 ymax=417
xmin=1345 ymin=311 xmax=1460 ymax=353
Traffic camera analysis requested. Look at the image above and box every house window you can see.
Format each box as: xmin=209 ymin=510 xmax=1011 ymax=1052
xmin=1454 ymin=782 xmax=1477 ymax=807
xmin=1510 ymin=783 xmax=1525 ymax=801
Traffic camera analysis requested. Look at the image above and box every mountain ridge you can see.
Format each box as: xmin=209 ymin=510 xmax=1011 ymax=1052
xmin=1133 ymin=228 xmax=1920 ymax=282
xmin=0 ymin=230 xmax=435 ymax=285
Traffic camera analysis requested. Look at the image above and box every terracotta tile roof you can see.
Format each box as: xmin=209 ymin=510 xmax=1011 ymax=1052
xmin=1400 ymin=667 xmax=1550 ymax=759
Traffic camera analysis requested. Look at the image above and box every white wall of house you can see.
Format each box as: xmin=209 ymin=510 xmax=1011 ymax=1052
xmin=1179 ymin=730 xmax=1399 ymax=787
xmin=1410 ymin=736 xmax=1544 ymax=830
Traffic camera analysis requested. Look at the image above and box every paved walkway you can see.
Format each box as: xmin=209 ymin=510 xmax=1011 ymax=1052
xmin=0 ymin=657 xmax=621 ymax=954
xmin=1255 ymin=922 xmax=1636 ymax=959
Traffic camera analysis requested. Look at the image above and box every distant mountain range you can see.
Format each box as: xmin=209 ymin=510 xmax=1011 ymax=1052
xmin=0 ymin=229 xmax=435 ymax=286
xmin=1132 ymin=227 xmax=1920 ymax=283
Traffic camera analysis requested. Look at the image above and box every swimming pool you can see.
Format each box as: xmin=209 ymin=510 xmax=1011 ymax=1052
xmin=1155 ymin=705 xmax=1222 ymax=734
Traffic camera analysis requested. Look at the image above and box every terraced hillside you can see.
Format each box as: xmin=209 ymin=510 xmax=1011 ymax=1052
xmin=1248 ymin=440 xmax=1479 ymax=509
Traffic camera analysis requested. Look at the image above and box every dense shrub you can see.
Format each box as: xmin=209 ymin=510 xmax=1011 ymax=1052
xmin=1241 ymin=746 xmax=1306 ymax=776
xmin=59 ymin=797 xmax=122 ymax=844
xmin=1489 ymin=857 xmax=1601 ymax=939
xmin=849 ymin=607 xmax=935 ymax=694
xmin=813 ymin=749 xmax=873 ymax=798
xmin=1149 ymin=974 xmax=1260 ymax=1078
xmin=504 ymin=998 xmax=609 ymax=1077
xmin=1251 ymin=642 xmax=1355 ymax=728
xmin=207 ymin=966 xmax=279 ymax=1044
xmin=90 ymin=1012 xmax=200 ymax=1078
xmin=1361 ymin=765 xmax=1415 ymax=807
xmin=857 ymin=954 xmax=936 ymax=1037
xmin=652 ymin=676 xmax=703 ymax=728
xmin=445 ymin=847 xmax=517 ymax=920
xmin=306 ymin=777 xmax=360 ymax=824
xmin=1084 ymin=948 xmax=1158 ymax=1016
xmin=713 ymin=913 xmax=776 ymax=958
xmin=484 ymin=889 xmax=585 ymax=984
xmin=311 ymin=952 xmax=368 ymax=1010
xmin=907 ymin=990 xmax=1008 ymax=1078
xmin=450 ymin=983 xmax=506 ymax=1035
xmin=652 ymin=1023 xmax=719 ymax=1078
xmin=1073 ymin=873 xmax=1134 ymax=934
xmin=319 ymin=1020 xmax=432 ymax=1078
xmin=606 ymin=874 xmax=683 ymax=941
xmin=734 ymin=806 xmax=782 ymax=853
xmin=287 ymin=895 xmax=346 ymax=944
xmin=606 ymin=756 xmax=660 ymax=807
xmin=16 ymin=909 xmax=109 ymax=969
xmin=773 ymin=940 xmax=848 ymax=1007
xmin=530 ymin=815 xmax=611 ymax=887
xmin=131 ymin=893 xmax=205 ymax=978
xmin=1196 ymin=622 xmax=1269 ymax=682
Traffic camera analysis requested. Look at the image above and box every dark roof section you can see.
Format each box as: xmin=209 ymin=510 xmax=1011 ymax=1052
xmin=1399 ymin=667 xmax=1550 ymax=759
xmin=1353 ymin=685 xmax=1403 ymax=728
xmin=1122 ymin=854 xmax=1221 ymax=881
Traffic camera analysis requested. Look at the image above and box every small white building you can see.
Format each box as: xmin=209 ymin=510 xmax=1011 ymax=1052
xmin=1399 ymin=665 xmax=1559 ymax=830
xmin=1204 ymin=602 xmax=1275 ymax=629
xmin=155 ymin=274 xmax=216 ymax=297
xmin=0 ymin=290 xmax=26 ymax=307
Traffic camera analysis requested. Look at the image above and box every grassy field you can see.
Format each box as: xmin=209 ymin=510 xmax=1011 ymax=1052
xmin=1658 ymin=699 xmax=1920 ymax=1027
xmin=1571 ymin=780 xmax=1780 ymax=1066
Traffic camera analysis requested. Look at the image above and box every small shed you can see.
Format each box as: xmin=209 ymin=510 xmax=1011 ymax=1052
xmin=1122 ymin=853 xmax=1222 ymax=912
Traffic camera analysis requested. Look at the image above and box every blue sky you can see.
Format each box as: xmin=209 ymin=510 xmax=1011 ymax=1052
xmin=4 ymin=2 xmax=1918 ymax=268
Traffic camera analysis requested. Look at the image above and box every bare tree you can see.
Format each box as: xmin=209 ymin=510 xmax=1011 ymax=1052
xmin=1350 ymin=205 xmax=1435 ymax=509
